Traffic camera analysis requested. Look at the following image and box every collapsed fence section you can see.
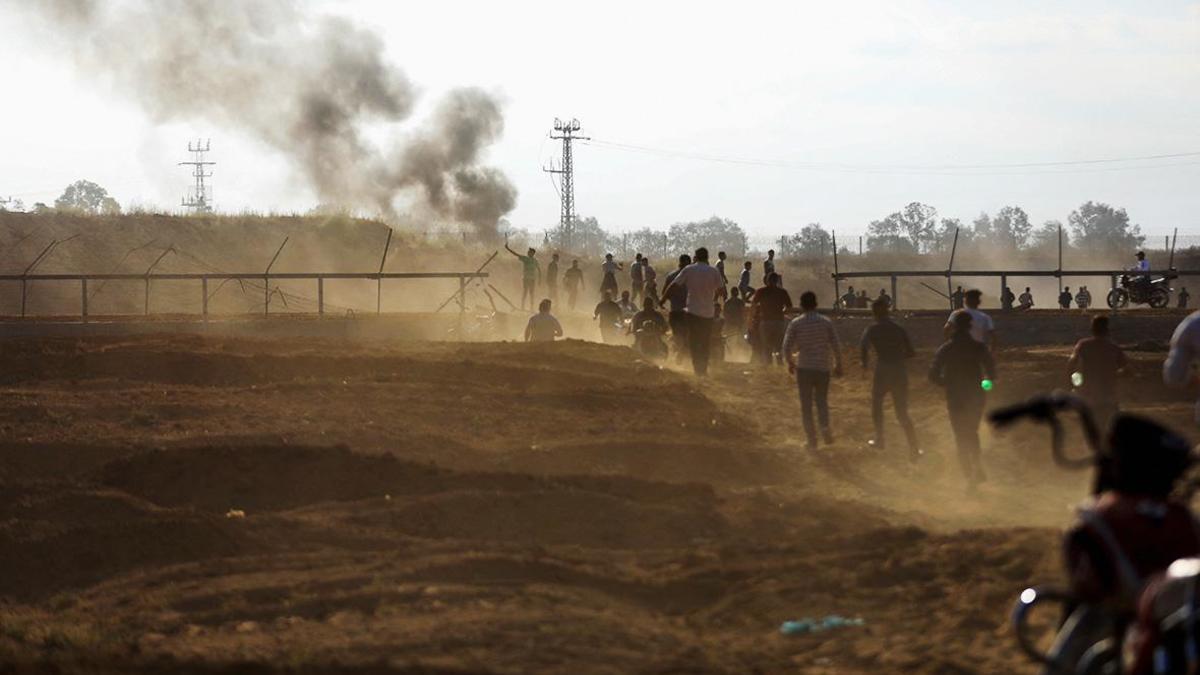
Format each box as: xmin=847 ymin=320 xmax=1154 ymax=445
xmin=0 ymin=271 xmax=489 ymax=322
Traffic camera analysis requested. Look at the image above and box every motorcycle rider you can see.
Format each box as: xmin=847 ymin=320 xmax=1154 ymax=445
xmin=1045 ymin=415 xmax=1199 ymax=673
xmin=629 ymin=296 xmax=668 ymax=358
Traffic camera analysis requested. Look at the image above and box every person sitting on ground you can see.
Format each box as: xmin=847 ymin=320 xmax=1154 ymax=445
xmin=860 ymin=298 xmax=921 ymax=459
xmin=1001 ymin=286 xmax=1016 ymax=311
xmin=618 ymin=290 xmax=637 ymax=318
xmin=738 ymin=261 xmax=754 ymax=299
xmin=750 ymin=272 xmax=793 ymax=366
xmin=1018 ymin=287 xmax=1035 ymax=310
xmin=1068 ymin=315 xmax=1127 ymax=431
xmin=1178 ymin=286 xmax=1190 ymax=309
xmin=929 ymin=311 xmax=996 ymax=490
xmin=1060 ymin=287 xmax=1073 ymax=310
xmin=945 ymin=289 xmax=996 ymax=352
xmin=593 ymin=291 xmax=623 ymax=344
xmin=524 ymin=299 xmax=563 ymax=343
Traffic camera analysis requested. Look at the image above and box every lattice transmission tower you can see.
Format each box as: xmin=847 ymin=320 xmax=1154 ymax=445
xmin=179 ymin=139 xmax=215 ymax=213
xmin=543 ymin=119 xmax=588 ymax=250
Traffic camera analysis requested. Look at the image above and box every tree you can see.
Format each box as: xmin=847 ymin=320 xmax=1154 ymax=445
xmin=547 ymin=215 xmax=617 ymax=257
xmin=991 ymin=206 xmax=1032 ymax=249
xmin=972 ymin=212 xmax=994 ymax=243
xmin=780 ymin=223 xmax=833 ymax=259
xmin=667 ymin=216 xmax=748 ymax=257
xmin=931 ymin=217 xmax=970 ymax=253
xmin=0 ymin=197 xmax=25 ymax=213
xmin=1030 ymin=220 xmax=1062 ymax=251
xmin=896 ymin=202 xmax=939 ymax=252
xmin=866 ymin=213 xmax=915 ymax=254
xmin=55 ymin=180 xmax=120 ymax=215
xmin=627 ymin=227 xmax=670 ymax=260
xmin=1068 ymin=202 xmax=1143 ymax=256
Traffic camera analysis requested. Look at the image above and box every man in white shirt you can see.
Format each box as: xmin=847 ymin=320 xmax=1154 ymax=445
xmin=944 ymin=289 xmax=995 ymax=352
xmin=659 ymin=247 xmax=724 ymax=376
xmin=524 ymin=299 xmax=563 ymax=343
xmin=1134 ymin=251 xmax=1150 ymax=274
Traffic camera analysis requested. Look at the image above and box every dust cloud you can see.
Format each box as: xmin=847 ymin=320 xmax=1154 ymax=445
xmin=20 ymin=0 xmax=516 ymax=239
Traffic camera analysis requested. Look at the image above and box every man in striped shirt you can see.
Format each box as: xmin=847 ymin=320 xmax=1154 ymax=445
xmin=782 ymin=291 xmax=844 ymax=450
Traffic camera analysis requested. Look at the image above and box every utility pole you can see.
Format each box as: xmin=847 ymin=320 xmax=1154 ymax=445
xmin=544 ymin=119 xmax=588 ymax=251
xmin=179 ymin=139 xmax=215 ymax=213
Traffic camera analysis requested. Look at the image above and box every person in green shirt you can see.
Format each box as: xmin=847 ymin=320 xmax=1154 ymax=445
xmin=505 ymin=243 xmax=541 ymax=310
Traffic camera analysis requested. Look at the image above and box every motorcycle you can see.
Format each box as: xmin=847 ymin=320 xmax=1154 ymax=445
xmin=1107 ymin=272 xmax=1175 ymax=309
xmin=993 ymin=395 xmax=1200 ymax=674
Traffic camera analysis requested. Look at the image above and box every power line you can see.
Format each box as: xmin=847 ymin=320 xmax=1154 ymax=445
xmin=581 ymin=138 xmax=1200 ymax=176
xmin=544 ymin=118 xmax=589 ymax=249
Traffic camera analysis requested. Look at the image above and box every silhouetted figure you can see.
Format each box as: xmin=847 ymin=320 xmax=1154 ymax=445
xmin=1018 ymin=287 xmax=1034 ymax=310
xmin=860 ymin=299 xmax=921 ymax=460
xmin=662 ymin=254 xmax=692 ymax=364
xmin=945 ymin=289 xmax=995 ymax=352
xmin=630 ymin=253 xmax=644 ymax=303
xmin=525 ymin=299 xmax=563 ymax=343
xmin=1178 ymin=287 xmax=1190 ymax=309
xmin=563 ymin=260 xmax=584 ymax=311
xmin=750 ymin=272 xmax=793 ymax=367
xmin=877 ymin=288 xmax=892 ymax=309
xmin=546 ymin=253 xmax=560 ymax=304
xmin=600 ymin=253 xmax=623 ymax=299
xmin=594 ymin=291 xmax=623 ymax=344
xmin=840 ymin=286 xmax=856 ymax=310
xmin=641 ymin=258 xmax=658 ymax=304
xmin=716 ymin=250 xmax=730 ymax=300
xmin=738 ymin=261 xmax=754 ymax=299
xmin=762 ymin=249 xmax=776 ymax=284
xmin=723 ymin=287 xmax=746 ymax=338
xmin=1001 ymin=286 xmax=1016 ymax=310
xmin=929 ymin=311 xmax=996 ymax=490
xmin=1068 ymin=315 xmax=1127 ymax=431
xmin=1076 ymin=286 xmax=1091 ymax=309
xmin=951 ymin=285 xmax=965 ymax=309
xmin=1060 ymin=287 xmax=1073 ymax=309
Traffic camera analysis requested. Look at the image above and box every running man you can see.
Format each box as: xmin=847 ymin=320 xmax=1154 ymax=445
xmin=504 ymin=243 xmax=540 ymax=310
xmin=600 ymin=253 xmax=623 ymax=300
xmin=723 ymin=287 xmax=746 ymax=337
xmin=750 ymin=272 xmax=793 ymax=366
xmin=860 ymin=298 xmax=921 ymax=459
xmin=782 ymin=291 xmax=843 ymax=450
xmin=525 ymin=299 xmax=563 ymax=343
xmin=945 ymin=288 xmax=995 ymax=352
xmin=1067 ymin=315 xmax=1127 ymax=431
xmin=659 ymin=248 xmax=724 ymax=376
xmin=546 ymin=253 xmax=560 ymax=304
xmin=929 ymin=311 xmax=996 ymax=490
xmin=594 ymin=291 xmax=623 ymax=344
xmin=563 ymin=260 xmax=584 ymax=311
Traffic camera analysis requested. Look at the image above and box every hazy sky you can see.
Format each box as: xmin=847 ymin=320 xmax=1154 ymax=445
xmin=1 ymin=0 xmax=1197 ymax=240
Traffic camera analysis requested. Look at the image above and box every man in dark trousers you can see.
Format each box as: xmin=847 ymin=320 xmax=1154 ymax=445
xmin=593 ymin=291 xmax=623 ymax=344
xmin=860 ymin=298 xmax=921 ymax=460
xmin=661 ymin=254 xmax=692 ymax=364
xmin=1178 ymin=287 xmax=1190 ymax=309
xmin=782 ymin=291 xmax=843 ymax=450
xmin=563 ymin=260 xmax=584 ymax=311
xmin=659 ymin=247 xmax=724 ymax=376
xmin=929 ymin=311 xmax=996 ymax=491
xmin=1059 ymin=287 xmax=1073 ymax=309
xmin=750 ymin=272 xmax=793 ymax=366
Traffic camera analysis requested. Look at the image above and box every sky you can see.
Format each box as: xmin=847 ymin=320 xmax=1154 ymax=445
xmin=1 ymin=0 xmax=1197 ymax=241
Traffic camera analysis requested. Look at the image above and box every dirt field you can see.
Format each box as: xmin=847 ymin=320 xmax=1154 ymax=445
xmin=1 ymin=321 xmax=1196 ymax=673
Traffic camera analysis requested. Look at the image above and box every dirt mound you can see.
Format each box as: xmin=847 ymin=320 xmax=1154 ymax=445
xmin=0 ymin=483 xmax=246 ymax=600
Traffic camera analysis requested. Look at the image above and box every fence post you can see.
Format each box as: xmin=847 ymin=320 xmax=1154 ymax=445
xmin=890 ymin=275 xmax=898 ymax=311
xmin=202 ymin=277 xmax=209 ymax=321
xmin=81 ymin=278 xmax=88 ymax=323
xmin=318 ymin=277 xmax=324 ymax=317
xmin=1000 ymin=274 xmax=1007 ymax=310
xmin=458 ymin=277 xmax=466 ymax=314
xmin=144 ymin=278 xmax=151 ymax=316
xmin=21 ymin=279 xmax=27 ymax=318
xmin=264 ymin=276 xmax=270 ymax=316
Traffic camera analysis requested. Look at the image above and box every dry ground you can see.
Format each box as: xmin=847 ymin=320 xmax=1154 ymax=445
xmin=0 ymin=330 xmax=1195 ymax=674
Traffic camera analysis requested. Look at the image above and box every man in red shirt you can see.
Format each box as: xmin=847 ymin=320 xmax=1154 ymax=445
xmin=1068 ymin=316 xmax=1128 ymax=430
xmin=749 ymin=272 xmax=793 ymax=366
